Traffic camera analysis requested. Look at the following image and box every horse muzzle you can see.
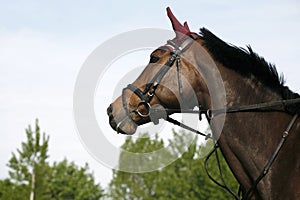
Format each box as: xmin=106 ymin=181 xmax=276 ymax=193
xmin=107 ymin=104 xmax=137 ymax=135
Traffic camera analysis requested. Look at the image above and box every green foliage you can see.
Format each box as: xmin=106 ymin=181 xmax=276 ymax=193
xmin=109 ymin=133 xmax=166 ymax=200
xmin=45 ymin=159 xmax=104 ymax=200
xmin=8 ymin=119 xmax=49 ymax=184
xmin=1 ymin=119 xmax=104 ymax=200
xmin=0 ymin=179 xmax=28 ymax=200
xmin=109 ymin=130 xmax=239 ymax=199
xmin=6 ymin=119 xmax=49 ymax=200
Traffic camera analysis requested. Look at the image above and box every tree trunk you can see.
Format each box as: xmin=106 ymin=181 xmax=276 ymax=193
xmin=29 ymin=171 xmax=35 ymax=200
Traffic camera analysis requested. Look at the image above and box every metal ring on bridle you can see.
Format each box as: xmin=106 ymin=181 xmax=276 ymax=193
xmin=135 ymin=101 xmax=151 ymax=117
xmin=206 ymin=109 xmax=213 ymax=119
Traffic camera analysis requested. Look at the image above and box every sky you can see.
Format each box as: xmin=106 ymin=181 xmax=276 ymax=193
xmin=1 ymin=0 xmax=300 ymax=189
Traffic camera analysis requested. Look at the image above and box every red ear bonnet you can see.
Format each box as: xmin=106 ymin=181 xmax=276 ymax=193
xmin=166 ymin=7 xmax=192 ymax=37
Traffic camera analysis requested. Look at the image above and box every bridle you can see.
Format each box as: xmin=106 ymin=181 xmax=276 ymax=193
xmin=119 ymin=36 xmax=195 ymax=129
xmin=119 ymin=35 xmax=300 ymax=200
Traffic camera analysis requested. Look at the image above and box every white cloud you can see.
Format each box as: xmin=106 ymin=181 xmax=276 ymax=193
xmin=0 ymin=29 xmax=113 ymax=186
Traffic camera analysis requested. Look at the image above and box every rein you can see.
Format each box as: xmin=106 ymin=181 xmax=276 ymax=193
xmin=120 ymin=35 xmax=300 ymax=199
xmin=155 ymin=99 xmax=300 ymax=199
xmin=154 ymin=97 xmax=300 ymax=118
xmin=151 ymin=97 xmax=300 ymax=139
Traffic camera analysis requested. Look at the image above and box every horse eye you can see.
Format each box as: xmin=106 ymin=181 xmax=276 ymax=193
xmin=149 ymin=56 xmax=160 ymax=63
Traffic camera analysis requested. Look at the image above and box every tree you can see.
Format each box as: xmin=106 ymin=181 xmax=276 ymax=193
xmin=45 ymin=159 xmax=104 ymax=200
xmin=109 ymin=133 xmax=166 ymax=200
xmin=7 ymin=119 xmax=49 ymax=200
xmin=108 ymin=130 xmax=239 ymax=199
xmin=0 ymin=179 xmax=28 ymax=200
xmin=1 ymin=119 xmax=105 ymax=200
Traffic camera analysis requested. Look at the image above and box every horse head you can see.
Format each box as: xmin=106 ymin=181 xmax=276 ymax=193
xmin=107 ymin=7 xmax=211 ymax=134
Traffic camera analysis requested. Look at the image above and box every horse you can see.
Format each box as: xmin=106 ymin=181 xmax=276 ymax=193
xmin=107 ymin=7 xmax=300 ymax=199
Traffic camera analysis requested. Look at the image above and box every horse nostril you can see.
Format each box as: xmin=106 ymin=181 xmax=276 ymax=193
xmin=107 ymin=104 xmax=117 ymax=129
xmin=107 ymin=104 xmax=113 ymax=116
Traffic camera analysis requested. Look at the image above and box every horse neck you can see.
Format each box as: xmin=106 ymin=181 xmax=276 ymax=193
xmin=219 ymin=64 xmax=282 ymax=106
xmin=212 ymin=64 xmax=291 ymax=198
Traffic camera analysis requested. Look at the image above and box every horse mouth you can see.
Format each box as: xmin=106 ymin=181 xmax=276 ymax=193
xmin=107 ymin=104 xmax=137 ymax=135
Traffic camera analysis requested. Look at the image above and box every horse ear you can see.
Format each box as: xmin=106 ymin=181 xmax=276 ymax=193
xmin=166 ymin=7 xmax=190 ymax=36
xmin=183 ymin=22 xmax=191 ymax=32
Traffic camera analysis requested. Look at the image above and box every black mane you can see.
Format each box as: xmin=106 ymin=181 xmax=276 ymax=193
xmin=199 ymin=28 xmax=299 ymax=103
